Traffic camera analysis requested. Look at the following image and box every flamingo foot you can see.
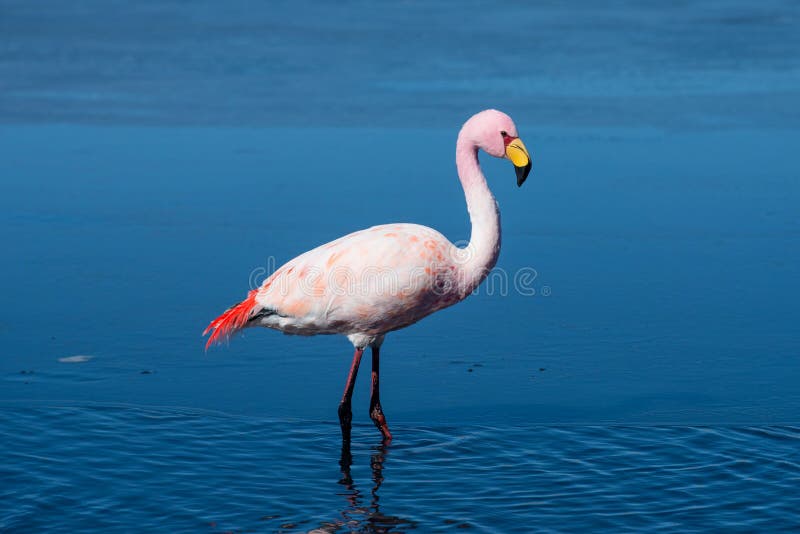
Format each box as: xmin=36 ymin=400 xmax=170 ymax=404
xmin=370 ymin=401 xmax=392 ymax=442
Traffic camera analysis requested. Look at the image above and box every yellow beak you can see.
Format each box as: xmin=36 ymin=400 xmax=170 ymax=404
xmin=506 ymin=137 xmax=532 ymax=187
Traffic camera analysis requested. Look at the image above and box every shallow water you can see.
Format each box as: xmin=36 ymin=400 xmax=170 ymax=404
xmin=2 ymin=0 xmax=800 ymax=531
xmin=2 ymin=406 xmax=799 ymax=532
xmin=3 ymin=125 xmax=798 ymax=426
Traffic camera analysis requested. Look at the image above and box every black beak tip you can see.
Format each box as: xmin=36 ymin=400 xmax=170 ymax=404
xmin=515 ymin=161 xmax=532 ymax=187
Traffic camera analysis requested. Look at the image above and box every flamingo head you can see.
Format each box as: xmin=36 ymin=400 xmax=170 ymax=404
xmin=460 ymin=109 xmax=533 ymax=186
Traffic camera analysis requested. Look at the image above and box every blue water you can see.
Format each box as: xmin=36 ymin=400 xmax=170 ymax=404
xmin=2 ymin=0 xmax=800 ymax=531
xmin=3 ymin=407 xmax=799 ymax=532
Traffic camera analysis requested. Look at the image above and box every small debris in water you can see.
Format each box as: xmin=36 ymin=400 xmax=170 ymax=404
xmin=539 ymin=367 xmax=546 ymax=372
xmin=58 ymin=355 xmax=94 ymax=363
xmin=19 ymin=370 xmax=34 ymax=375
xmin=467 ymin=368 xmax=473 ymax=372
xmin=140 ymin=370 xmax=154 ymax=375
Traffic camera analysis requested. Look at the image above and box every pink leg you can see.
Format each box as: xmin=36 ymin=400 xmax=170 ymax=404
xmin=370 ymin=346 xmax=392 ymax=442
xmin=338 ymin=347 xmax=364 ymax=442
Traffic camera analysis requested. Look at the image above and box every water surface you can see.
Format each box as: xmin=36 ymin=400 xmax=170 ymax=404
xmin=2 ymin=407 xmax=799 ymax=532
xmin=2 ymin=0 xmax=799 ymax=531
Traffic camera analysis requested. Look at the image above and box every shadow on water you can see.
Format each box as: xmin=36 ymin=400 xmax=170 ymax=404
xmin=308 ymin=440 xmax=416 ymax=534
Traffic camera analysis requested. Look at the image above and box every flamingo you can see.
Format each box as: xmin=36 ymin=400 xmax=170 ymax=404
xmin=204 ymin=109 xmax=532 ymax=442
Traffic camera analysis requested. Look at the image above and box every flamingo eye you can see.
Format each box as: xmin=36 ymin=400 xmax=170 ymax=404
xmin=500 ymin=131 xmax=508 ymax=137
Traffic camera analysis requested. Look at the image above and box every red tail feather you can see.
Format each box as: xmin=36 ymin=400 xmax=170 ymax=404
xmin=204 ymin=289 xmax=260 ymax=350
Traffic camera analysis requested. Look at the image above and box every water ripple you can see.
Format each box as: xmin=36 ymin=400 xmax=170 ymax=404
xmin=1 ymin=407 xmax=798 ymax=532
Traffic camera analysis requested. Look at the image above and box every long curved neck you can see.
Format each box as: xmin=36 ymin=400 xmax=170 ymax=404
xmin=455 ymin=136 xmax=501 ymax=294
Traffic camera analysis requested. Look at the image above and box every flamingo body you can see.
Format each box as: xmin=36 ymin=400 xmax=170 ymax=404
xmin=254 ymin=223 xmax=464 ymax=336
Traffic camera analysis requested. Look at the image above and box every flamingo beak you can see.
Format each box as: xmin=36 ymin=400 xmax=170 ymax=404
xmin=506 ymin=137 xmax=532 ymax=187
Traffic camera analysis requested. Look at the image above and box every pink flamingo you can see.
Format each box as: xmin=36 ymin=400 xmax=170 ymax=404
xmin=204 ymin=109 xmax=532 ymax=442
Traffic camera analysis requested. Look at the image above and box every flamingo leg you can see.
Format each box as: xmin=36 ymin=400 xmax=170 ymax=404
xmin=370 ymin=346 xmax=392 ymax=442
xmin=338 ymin=347 xmax=364 ymax=442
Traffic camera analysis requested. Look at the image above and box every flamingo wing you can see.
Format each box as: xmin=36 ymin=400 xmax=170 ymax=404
xmin=205 ymin=223 xmax=462 ymax=347
xmin=255 ymin=223 xmax=463 ymax=333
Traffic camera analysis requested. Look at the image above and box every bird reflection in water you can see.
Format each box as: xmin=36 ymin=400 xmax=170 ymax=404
xmin=308 ymin=439 xmax=415 ymax=533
